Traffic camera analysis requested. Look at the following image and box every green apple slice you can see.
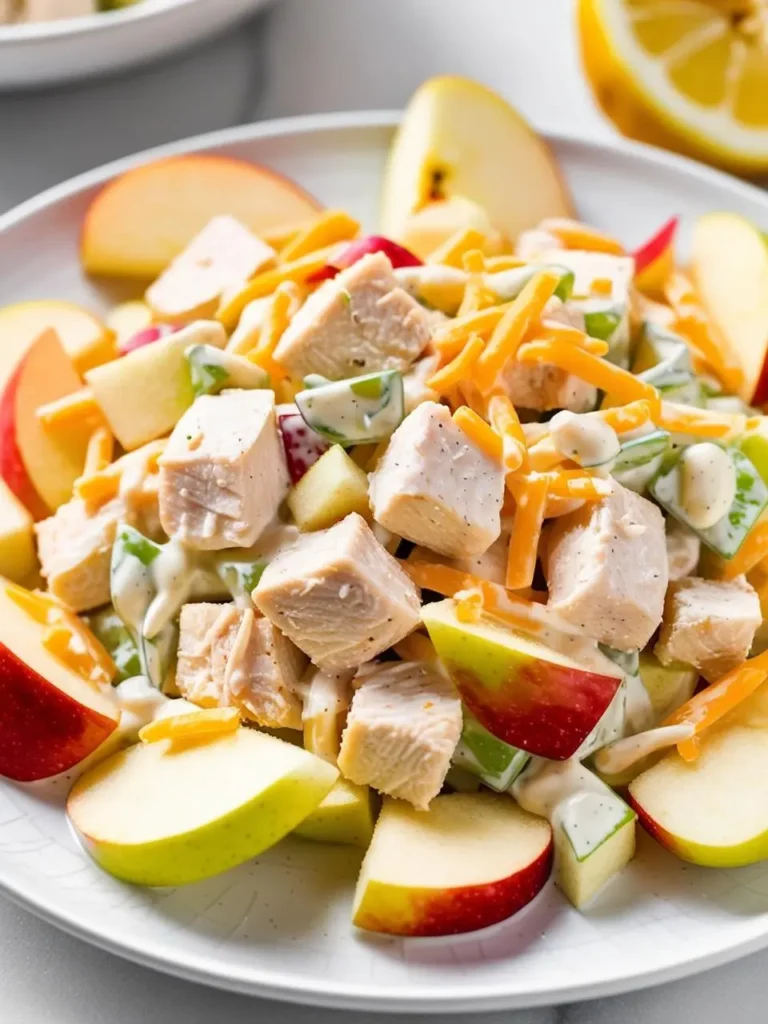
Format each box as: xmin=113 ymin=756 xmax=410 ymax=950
xmin=295 ymin=778 xmax=377 ymax=848
xmin=513 ymin=758 xmax=636 ymax=908
xmin=638 ymin=652 xmax=698 ymax=721
xmin=68 ymin=729 xmax=339 ymax=886
xmin=452 ymin=709 xmax=530 ymax=792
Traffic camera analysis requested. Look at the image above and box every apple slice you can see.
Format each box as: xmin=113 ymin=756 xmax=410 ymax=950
xmin=307 ymin=235 xmax=422 ymax=284
xmin=0 ymin=479 xmax=37 ymax=584
xmin=118 ymin=322 xmax=180 ymax=356
xmin=0 ymin=581 xmax=120 ymax=781
xmin=85 ymin=322 xmax=226 ymax=450
xmin=81 ymin=155 xmax=322 ymax=279
xmin=295 ymin=779 xmax=377 ymax=848
xmin=0 ymin=329 xmax=91 ymax=517
xmin=638 ymin=652 xmax=697 ymax=721
xmin=67 ymin=729 xmax=338 ymax=886
xmin=381 ymin=76 xmax=572 ymax=248
xmin=105 ymin=300 xmax=152 ymax=347
xmin=690 ymin=212 xmax=768 ymax=403
xmin=0 ymin=300 xmax=116 ymax=378
xmin=277 ymin=405 xmax=330 ymax=483
xmin=632 ymin=216 xmax=678 ymax=299
xmin=400 ymin=196 xmax=504 ymax=261
xmin=352 ymin=792 xmax=552 ymax=936
xmin=629 ymin=711 xmax=768 ymax=867
xmin=421 ymin=600 xmax=623 ymax=760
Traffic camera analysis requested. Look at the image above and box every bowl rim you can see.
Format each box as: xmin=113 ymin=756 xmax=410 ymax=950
xmin=0 ymin=0 xmax=210 ymax=45
xmin=3 ymin=109 xmax=768 ymax=1011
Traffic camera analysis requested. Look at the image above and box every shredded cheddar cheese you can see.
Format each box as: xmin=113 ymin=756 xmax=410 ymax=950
xmin=598 ymin=399 xmax=653 ymax=434
xmin=487 ymin=394 xmax=528 ymax=473
xmin=664 ymin=647 xmax=768 ymax=761
xmin=36 ymin=388 xmax=106 ymax=433
xmin=139 ymin=707 xmax=240 ymax=745
xmin=517 ymin=338 xmax=660 ymax=410
xmin=455 ymin=588 xmax=485 ymax=623
xmin=475 ymin=271 xmax=560 ymax=394
xmin=428 ymin=228 xmax=487 ymax=268
xmin=427 ymin=334 xmax=485 ymax=392
xmin=83 ymin=426 xmax=114 ymax=477
xmin=452 ymin=406 xmax=503 ymax=463
xmin=279 ymin=210 xmax=360 ymax=262
xmin=432 ymin=301 xmax=515 ymax=355
xmin=657 ymin=401 xmax=747 ymax=440
xmin=543 ymin=218 xmax=625 ymax=256
xmin=505 ymin=476 xmax=549 ymax=590
xmin=246 ymin=281 xmax=302 ymax=381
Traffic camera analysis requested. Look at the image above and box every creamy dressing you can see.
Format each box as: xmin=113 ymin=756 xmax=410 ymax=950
xmin=186 ymin=344 xmax=268 ymax=393
xmin=513 ymin=757 xmax=632 ymax=859
xmin=295 ymin=371 xmax=404 ymax=443
xmin=678 ymin=442 xmax=736 ymax=529
xmin=549 ymin=411 xmax=620 ymax=472
xmin=593 ymin=723 xmax=695 ymax=776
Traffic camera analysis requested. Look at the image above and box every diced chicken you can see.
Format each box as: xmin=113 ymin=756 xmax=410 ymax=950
xmin=655 ymin=576 xmax=761 ymax=683
xmin=369 ymin=401 xmax=504 ymax=558
xmin=302 ymin=668 xmax=354 ymax=764
xmin=146 ymin=216 xmax=275 ymax=324
xmin=253 ymin=512 xmax=421 ymax=673
xmin=273 ymin=252 xmax=431 ymax=380
xmin=544 ymin=480 xmax=668 ymax=651
xmin=543 ymin=250 xmax=634 ymax=307
xmin=35 ymin=498 xmax=124 ymax=613
xmin=159 ymin=389 xmax=289 ymax=550
xmin=402 ymin=354 xmax=440 ymax=414
xmin=500 ymin=359 xmax=597 ymax=413
xmin=543 ymin=295 xmax=586 ymax=332
xmin=337 ymin=661 xmax=462 ymax=810
xmin=176 ymin=602 xmax=307 ymax=728
xmin=665 ymin=519 xmax=701 ymax=582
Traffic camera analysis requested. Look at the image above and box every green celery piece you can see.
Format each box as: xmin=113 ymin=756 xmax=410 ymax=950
xmin=649 ymin=447 xmax=768 ymax=559
xmin=116 ymin=524 xmax=161 ymax=567
xmin=553 ymin=268 xmax=575 ymax=302
xmin=349 ymin=373 xmax=386 ymax=400
xmin=216 ymin=559 xmax=268 ymax=602
xmin=613 ymin=429 xmax=671 ymax=473
xmin=598 ymin=645 xmax=640 ymax=677
xmin=584 ymin=308 xmax=622 ymax=342
xmin=295 ymin=370 xmax=404 ymax=444
xmin=85 ymin=607 xmax=141 ymax=682
xmin=186 ymin=345 xmax=230 ymax=398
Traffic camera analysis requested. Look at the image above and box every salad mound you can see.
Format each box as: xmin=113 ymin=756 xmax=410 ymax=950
xmin=3 ymin=75 xmax=768 ymax=938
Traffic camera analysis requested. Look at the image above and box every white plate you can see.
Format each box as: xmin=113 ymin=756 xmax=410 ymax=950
xmin=0 ymin=0 xmax=271 ymax=89
xmin=2 ymin=112 xmax=768 ymax=1013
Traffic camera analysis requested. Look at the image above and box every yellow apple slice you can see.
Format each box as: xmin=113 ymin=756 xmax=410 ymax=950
xmin=295 ymin=778 xmax=376 ymax=848
xmin=629 ymin=706 xmax=768 ymax=868
xmin=381 ymin=76 xmax=573 ymax=248
xmin=106 ymin=300 xmax=152 ymax=346
xmin=0 ymin=581 xmax=119 ymax=782
xmin=81 ymin=155 xmax=322 ymax=279
xmin=0 ymin=479 xmax=37 ymax=583
xmin=690 ymin=212 xmax=768 ymax=404
xmin=352 ymin=791 xmax=552 ymax=936
xmin=68 ymin=729 xmax=339 ymax=886
xmin=0 ymin=300 xmax=116 ymax=378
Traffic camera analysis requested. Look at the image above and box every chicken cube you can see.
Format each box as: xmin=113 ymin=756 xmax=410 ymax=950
xmin=35 ymin=497 xmax=124 ymax=613
xmin=159 ymin=389 xmax=289 ymax=550
xmin=544 ymin=480 xmax=668 ymax=651
xmin=665 ymin=519 xmax=701 ymax=582
xmin=253 ymin=512 xmax=421 ymax=673
xmin=337 ymin=661 xmax=462 ymax=810
xmin=655 ymin=576 xmax=761 ymax=683
xmin=369 ymin=401 xmax=504 ymax=558
xmin=500 ymin=359 xmax=597 ymax=413
xmin=176 ymin=602 xmax=306 ymax=728
xmin=146 ymin=215 xmax=275 ymax=324
xmin=273 ymin=252 xmax=431 ymax=380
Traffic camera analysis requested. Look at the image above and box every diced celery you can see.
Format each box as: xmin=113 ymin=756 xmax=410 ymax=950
xmin=216 ymin=557 xmax=268 ymax=602
xmin=613 ymin=429 xmax=671 ymax=473
xmin=295 ymin=370 xmax=404 ymax=444
xmin=649 ymin=447 xmax=768 ymax=559
xmin=186 ymin=344 xmax=267 ymax=398
xmin=85 ymin=607 xmax=141 ymax=682
xmin=583 ymin=307 xmax=622 ymax=342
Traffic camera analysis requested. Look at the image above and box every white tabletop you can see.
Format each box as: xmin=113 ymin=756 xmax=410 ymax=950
xmin=0 ymin=0 xmax=764 ymax=1019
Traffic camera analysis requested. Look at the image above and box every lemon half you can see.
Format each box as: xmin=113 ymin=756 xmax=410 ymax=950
xmin=579 ymin=0 xmax=768 ymax=173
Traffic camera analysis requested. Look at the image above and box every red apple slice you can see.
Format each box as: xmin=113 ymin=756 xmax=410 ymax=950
xmin=277 ymin=405 xmax=330 ymax=483
xmin=81 ymin=155 xmax=323 ymax=279
xmin=353 ymin=792 xmax=552 ymax=936
xmin=0 ymin=299 xmax=116 ymax=380
xmin=0 ymin=330 xmax=90 ymax=518
xmin=0 ymin=582 xmax=119 ymax=781
xmin=118 ymin=321 xmax=180 ymax=356
xmin=422 ymin=600 xmax=623 ymax=760
xmin=307 ymin=235 xmax=422 ymax=284
xmin=632 ymin=216 xmax=678 ymax=276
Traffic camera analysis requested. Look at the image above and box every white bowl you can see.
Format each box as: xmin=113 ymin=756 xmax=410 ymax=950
xmin=2 ymin=113 xmax=768 ymax=1013
xmin=0 ymin=0 xmax=272 ymax=89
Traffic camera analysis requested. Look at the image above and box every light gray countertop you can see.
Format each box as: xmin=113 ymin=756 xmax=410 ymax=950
xmin=0 ymin=0 xmax=764 ymax=1019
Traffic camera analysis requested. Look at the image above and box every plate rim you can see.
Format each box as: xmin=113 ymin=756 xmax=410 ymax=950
xmin=3 ymin=109 xmax=768 ymax=1011
xmin=0 ymin=0 xmax=216 ymax=45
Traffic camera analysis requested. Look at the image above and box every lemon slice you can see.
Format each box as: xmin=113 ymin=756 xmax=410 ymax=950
xmin=579 ymin=0 xmax=768 ymax=173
